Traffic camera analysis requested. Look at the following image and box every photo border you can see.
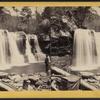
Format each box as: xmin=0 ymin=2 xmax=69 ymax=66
xmin=0 ymin=1 xmax=99 ymax=98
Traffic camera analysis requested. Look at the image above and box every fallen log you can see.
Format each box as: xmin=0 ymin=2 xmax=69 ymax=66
xmin=0 ymin=82 xmax=16 ymax=91
xmin=80 ymin=80 xmax=99 ymax=90
xmin=51 ymin=66 xmax=81 ymax=90
xmin=51 ymin=66 xmax=70 ymax=76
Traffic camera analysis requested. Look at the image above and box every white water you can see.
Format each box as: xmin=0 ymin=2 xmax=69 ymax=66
xmin=0 ymin=30 xmax=9 ymax=65
xmin=0 ymin=30 xmax=45 ymax=70
xmin=25 ymin=35 xmax=37 ymax=63
xmin=31 ymin=34 xmax=46 ymax=61
xmin=72 ymin=29 xmax=100 ymax=71
xmin=7 ymin=32 xmax=25 ymax=65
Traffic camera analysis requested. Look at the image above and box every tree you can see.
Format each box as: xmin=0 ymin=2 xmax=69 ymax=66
xmin=20 ymin=7 xmax=33 ymax=33
xmin=20 ymin=7 xmax=32 ymax=23
xmin=72 ymin=7 xmax=91 ymax=27
xmin=42 ymin=7 xmax=52 ymax=19
xmin=0 ymin=7 xmax=9 ymax=22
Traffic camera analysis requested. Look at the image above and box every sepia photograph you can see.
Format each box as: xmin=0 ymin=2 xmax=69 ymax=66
xmin=0 ymin=6 xmax=99 ymax=92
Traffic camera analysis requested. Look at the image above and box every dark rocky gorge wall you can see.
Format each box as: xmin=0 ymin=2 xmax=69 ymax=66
xmin=39 ymin=7 xmax=100 ymax=68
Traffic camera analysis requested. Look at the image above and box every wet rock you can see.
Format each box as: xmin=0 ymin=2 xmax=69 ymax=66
xmin=0 ymin=72 xmax=8 ymax=79
xmin=1 ymin=79 xmax=11 ymax=83
xmin=23 ymin=79 xmax=30 ymax=90
xmin=9 ymin=74 xmax=22 ymax=83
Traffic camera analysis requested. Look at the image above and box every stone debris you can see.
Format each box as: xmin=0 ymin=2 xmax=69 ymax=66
xmin=0 ymin=72 xmax=51 ymax=91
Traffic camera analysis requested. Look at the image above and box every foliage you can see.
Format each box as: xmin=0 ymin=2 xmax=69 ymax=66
xmin=41 ymin=7 xmax=91 ymax=29
xmin=20 ymin=7 xmax=32 ymax=23
xmin=0 ymin=7 xmax=41 ymax=34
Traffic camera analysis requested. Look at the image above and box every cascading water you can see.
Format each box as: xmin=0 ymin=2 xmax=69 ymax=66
xmin=0 ymin=30 xmax=10 ymax=65
xmin=0 ymin=30 xmax=25 ymax=70
xmin=31 ymin=34 xmax=46 ymax=61
xmin=25 ymin=35 xmax=37 ymax=63
xmin=0 ymin=30 xmax=45 ymax=70
xmin=94 ymin=32 xmax=100 ymax=65
xmin=72 ymin=29 xmax=100 ymax=71
xmin=7 ymin=32 xmax=25 ymax=65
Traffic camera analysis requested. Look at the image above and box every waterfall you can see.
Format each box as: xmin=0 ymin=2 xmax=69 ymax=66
xmin=25 ymin=35 xmax=37 ymax=63
xmin=0 ymin=30 xmax=10 ymax=65
xmin=94 ymin=32 xmax=100 ymax=65
xmin=7 ymin=32 xmax=25 ymax=65
xmin=72 ymin=29 xmax=100 ymax=71
xmin=0 ymin=30 xmax=45 ymax=70
xmin=31 ymin=34 xmax=46 ymax=61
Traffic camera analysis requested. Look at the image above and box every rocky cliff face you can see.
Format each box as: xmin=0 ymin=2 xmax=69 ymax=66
xmin=83 ymin=7 xmax=100 ymax=32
